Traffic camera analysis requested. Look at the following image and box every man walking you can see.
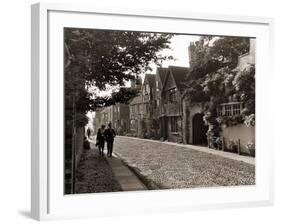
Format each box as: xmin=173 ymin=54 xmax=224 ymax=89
xmin=104 ymin=122 xmax=116 ymax=157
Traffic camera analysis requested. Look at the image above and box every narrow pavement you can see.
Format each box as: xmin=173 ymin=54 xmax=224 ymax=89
xmin=75 ymin=148 xmax=122 ymax=193
xmin=113 ymin=136 xmax=255 ymax=190
xmin=75 ymin=139 xmax=146 ymax=194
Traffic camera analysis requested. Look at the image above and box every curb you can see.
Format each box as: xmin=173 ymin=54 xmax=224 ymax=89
xmin=113 ymin=152 xmax=163 ymax=190
xmin=116 ymin=136 xmax=255 ymax=165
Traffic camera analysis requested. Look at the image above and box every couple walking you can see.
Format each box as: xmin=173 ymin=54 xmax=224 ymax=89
xmin=96 ymin=123 xmax=116 ymax=157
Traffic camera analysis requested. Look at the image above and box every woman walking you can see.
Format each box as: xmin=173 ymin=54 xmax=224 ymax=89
xmin=104 ymin=122 xmax=116 ymax=157
xmin=96 ymin=125 xmax=106 ymax=156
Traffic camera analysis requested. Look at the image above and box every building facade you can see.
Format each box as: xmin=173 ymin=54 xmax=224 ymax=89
xmin=182 ymin=38 xmax=255 ymax=155
xmin=112 ymin=103 xmax=130 ymax=135
xmin=155 ymin=67 xmax=169 ymax=139
xmin=94 ymin=103 xmax=130 ymax=135
xmin=129 ymin=95 xmax=143 ymax=137
xmin=129 ymin=73 xmax=158 ymax=138
xmin=220 ymin=38 xmax=256 ymax=153
xmin=160 ymin=66 xmax=189 ymax=143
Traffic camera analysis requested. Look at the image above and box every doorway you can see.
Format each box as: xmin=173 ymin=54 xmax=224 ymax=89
xmin=192 ymin=113 xmax=208 ymax=145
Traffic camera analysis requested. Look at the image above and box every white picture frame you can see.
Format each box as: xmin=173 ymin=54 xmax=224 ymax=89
xmin=31 ymin=2 xmax=274 ymax=221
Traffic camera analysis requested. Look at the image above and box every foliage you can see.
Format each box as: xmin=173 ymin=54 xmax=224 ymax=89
xmin=246 ymin=142 xmax=255 ymax=150
xmin=64 ymin=28 xmax=173 ymax=126
xmin=216 ymin=115 xmax=244 ymax=127
xmin=226 ymin=139 xmax=238 ymax=153
xmin=185 ymin=36 xmax=254 ymax=136
xmin=233 ymin=64 xmax=255 ymax=116
xmin=82 ymin=87 xmax=139 ymax=111
xmin=65 ymin=28 xmax=173 ymax=93
xmin=75 ymin=113 xmax=89 ymax=127
xmin=185 ymin=36 xmax=250 ymax=102
xmin=203 ymin=111 xmax=222 ymax=145
xmin=244 ymin=114 xmax=255 ymax=127
xmin=246 ymin=141 xmax=255 ymax=156
xmin=208 ymin=37 xmax=249 ymax=69
xmin=215 ymin=137 xmax=222 ymax=150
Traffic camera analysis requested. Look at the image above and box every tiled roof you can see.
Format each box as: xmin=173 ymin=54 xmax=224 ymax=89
xmin=168 ymin=66 xmax=189 ymax=93
xmin=143 ymin=73 xmax=156 ymax=87
xmin=129 ymin=95 xmax=142 ymax=105
xmin=156 ymin=67 xmax=169 ymax=85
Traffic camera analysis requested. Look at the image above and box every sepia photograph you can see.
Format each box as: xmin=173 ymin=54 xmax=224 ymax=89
xmin=64 ymin=28 xmax=255 ymax=194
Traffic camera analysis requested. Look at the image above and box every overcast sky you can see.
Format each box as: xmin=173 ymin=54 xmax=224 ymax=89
xmin=150 ymin=34 xmax=200 ymax=72
xmin=87 ymin=34 xmax=200 ymax=123
xmin=94 ymin=34 xmax=200 ymax=97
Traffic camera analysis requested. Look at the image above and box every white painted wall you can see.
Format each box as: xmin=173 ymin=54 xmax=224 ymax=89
xmin=222 ymin=124 xmax=255 ymax=154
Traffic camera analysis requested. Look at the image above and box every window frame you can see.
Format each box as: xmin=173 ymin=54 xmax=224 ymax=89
xmin=219 ymin=102 xmax=244 ymax=117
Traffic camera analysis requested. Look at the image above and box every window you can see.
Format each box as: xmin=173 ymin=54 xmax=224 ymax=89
xmin=130 ymin=106 xmax=134 ymax=114
xmin=171 ymin=116 xmax=180 ymax=132
xmin=219 ymin=102 xmax=243 ymax=116
xmin=233 ymin=103 xmax=241 ymax=115
xmin=143 ymin=104 xmax=149 ymax=114
xmin=225 ymin=104 xmax=232 ymax=116
xmin=156 ymin=80 xmax=159 ymax=91
xmin=130 ymin=120 xmax=136 ymax=130
xmin=169 ymin=88 xmax=176 ymax=103
xmin=154 ymin=100 xmax=159 ymax=108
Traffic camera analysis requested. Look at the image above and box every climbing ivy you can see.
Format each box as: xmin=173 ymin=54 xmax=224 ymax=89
xmin=184 ymin=36 xmax=254 ymax=144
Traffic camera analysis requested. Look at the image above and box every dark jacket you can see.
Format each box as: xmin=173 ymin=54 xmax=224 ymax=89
xmin=104 ymin=128 xmax=116 ymax=142
xmin=96 ymin=128 xmax=105 ymax=145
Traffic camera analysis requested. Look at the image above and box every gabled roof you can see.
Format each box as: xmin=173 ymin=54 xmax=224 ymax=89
xmin=143 ymin=73 xmax=156 ymax=87
xmin=161 ymin=66 xmax=189 ymax=95
xmin=156 ymin=67 xmax=169 ymax=85
xmin=170 ymin=66 xmax=189 ymax=92
xmin=129 ymin=95 xmax=142 ymax=105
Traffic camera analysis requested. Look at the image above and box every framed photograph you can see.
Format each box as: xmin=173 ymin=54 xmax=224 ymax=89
xmin=31 ymin=2 xmax=274 ymax=221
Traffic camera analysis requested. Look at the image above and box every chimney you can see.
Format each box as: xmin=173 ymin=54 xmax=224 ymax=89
xmin=131 ymin=75 xmax=142 ymax=91
xmin=188 ymin=42 xmax=196 ymax=67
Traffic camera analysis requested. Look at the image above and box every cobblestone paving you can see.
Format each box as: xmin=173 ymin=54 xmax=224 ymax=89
xmin=75 ymin=147 xmax=122 ymax=193
xmin=113 ymin=136 xmax=255 ymax=189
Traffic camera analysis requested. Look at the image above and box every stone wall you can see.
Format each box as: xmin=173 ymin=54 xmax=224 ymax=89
xmin=182 ymin=100 xmax=207 ymax=144
xmin=75 ymin=126 xmax=85 ymax=169
xmin=167 ymin=116 xmax=183 ymax=143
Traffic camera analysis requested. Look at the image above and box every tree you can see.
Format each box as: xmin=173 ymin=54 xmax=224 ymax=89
xmin=183 ymin=36 xmax=253 ymax=146
xmin=64 ymin=28 xmax=173 ymax=126
xmin=76 ymin=87 xmax=140 ymax=112
xmin=184 ymin=36 xmax=250 ymax=104
xmin=65 ymin=28 xmax=173 ymax=91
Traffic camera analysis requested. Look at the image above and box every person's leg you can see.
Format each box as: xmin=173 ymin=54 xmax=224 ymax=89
xmin=109 ymin=141 xmax=113 ymax=157
xmin=107 ymin=141 xmax=112 ymax=157
xmin=110 ymin=140 xmax=114 ymax=157
xmin=101 ymin=141 xmax=104 ymax=156
xmin=98 ymin=144 xmax=101 ymax=155
xmin=107 ymin=141 xmax=110 ymax=157
xmin=108 ymin=142 xmax=111 ymax=157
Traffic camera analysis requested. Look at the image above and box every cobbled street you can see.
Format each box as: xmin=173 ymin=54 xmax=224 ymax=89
xmin=113 ymin=136 xmax=255 ymax=190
